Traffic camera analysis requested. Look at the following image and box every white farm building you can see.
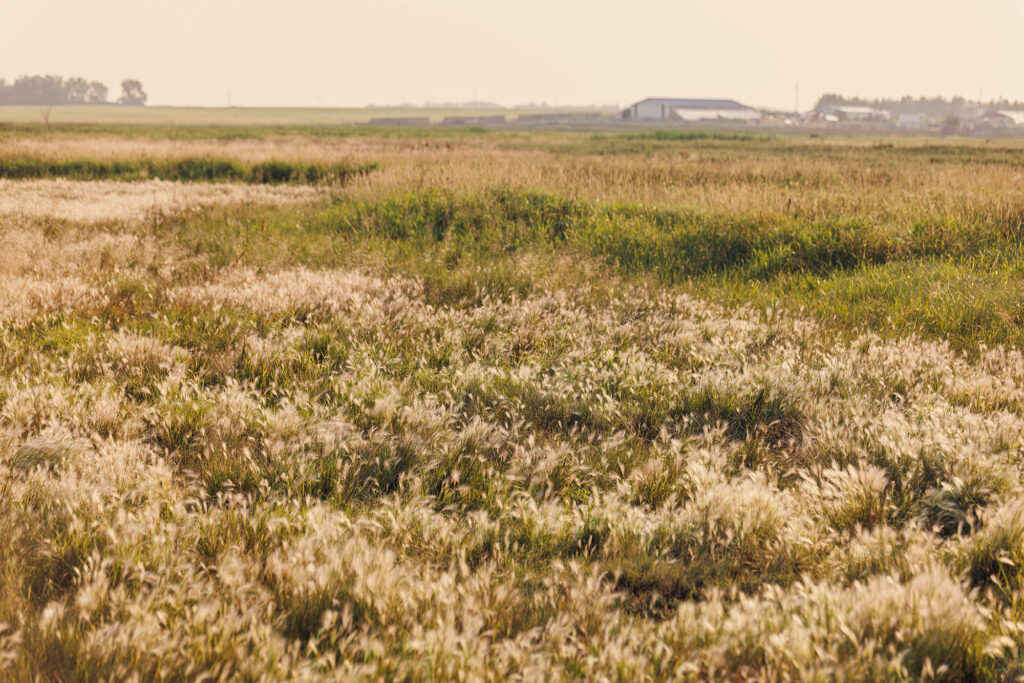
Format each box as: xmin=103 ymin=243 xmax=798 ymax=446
xmin=624 ymin=98 xmax=760 ymax=122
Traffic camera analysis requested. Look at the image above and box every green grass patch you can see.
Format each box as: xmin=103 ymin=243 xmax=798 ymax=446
xmin=157 ymin=188 xmax=1024 ymax=352
xmin=0 ymin=157 xmax=378 ymax=184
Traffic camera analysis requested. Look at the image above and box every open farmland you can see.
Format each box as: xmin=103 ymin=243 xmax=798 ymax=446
xmin=0 ymin=105 xmax=616 ymax=126
xmin=4 ymin=126 xmax=1024 ymax=679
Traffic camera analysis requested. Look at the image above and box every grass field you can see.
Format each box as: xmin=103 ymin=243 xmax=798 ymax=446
xmin=0 ymin=105 xmax=617 ymax=127
xmin=3 ymin=125 xmax=1024 ymax=679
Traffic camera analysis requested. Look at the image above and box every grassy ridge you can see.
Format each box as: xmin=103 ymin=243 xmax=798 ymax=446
xmin=311 ymin=190 xmax=1022 ymax=279
xmin=338 ymin=190 xmax=1024 ymax=351
xmin=164 ymin=188 xmax=1024 ymax=350
xmin=0 ymin=157 xmax=379 ymax=184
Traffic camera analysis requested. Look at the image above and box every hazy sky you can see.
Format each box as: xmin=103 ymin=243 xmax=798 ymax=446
xmin=4 ymin=0 xmax=1024 ymax=109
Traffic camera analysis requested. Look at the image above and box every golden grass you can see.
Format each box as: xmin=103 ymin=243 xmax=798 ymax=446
xmin=6 ymin=134 xmax=1023 ymax=225
xmin=3 ymin=129 xmax=1024 ymax=678
xmin=0 ymin=178 xmax=324 ymax=224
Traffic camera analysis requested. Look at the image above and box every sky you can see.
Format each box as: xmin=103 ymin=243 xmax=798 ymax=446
xmin=3 ymin=0 xmax=1024 ymax=110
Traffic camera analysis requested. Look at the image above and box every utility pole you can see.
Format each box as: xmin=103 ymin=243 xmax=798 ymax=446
xmin=795 ymin=81 xmax=799 ymax=113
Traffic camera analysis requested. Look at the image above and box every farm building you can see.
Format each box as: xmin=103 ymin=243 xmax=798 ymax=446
xmin=816 ymin=105 xmax=889 ymax=122
xmin=623 ymin=98 xmax=760 ymax=122
xmin=898 ymin=113 xmax=926 ymax=130
xmin=983 ymin=111 xmax=1024 ymax=128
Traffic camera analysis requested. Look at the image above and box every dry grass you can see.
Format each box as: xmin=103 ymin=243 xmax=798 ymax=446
xmin=0 ymin=178 xmax=324 ymax=224
xmin=2 ymin=130 xmax=1024 ymax=679
xmin=8 ymin=133 xmax=1024 ymax=222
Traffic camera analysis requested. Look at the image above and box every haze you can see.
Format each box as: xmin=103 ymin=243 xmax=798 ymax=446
xmin=4 ymin=0 xmax=1024 ymax=109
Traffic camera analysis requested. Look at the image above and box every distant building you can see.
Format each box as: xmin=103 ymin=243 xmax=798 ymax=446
xmin=1000 ymin=111 xmax=1024 ymax=125
xmin=981 ymin=111 xmax=1015 ymax=128
xmin=817 ymin=105 xmax=889 ymax=122
xmin=759 ymin=110 xmax=805 ymax=126
xmin=898 ymin=113 xmax=926 ymax=130
xmin=623 ymin=98 xmax=760 ymax=122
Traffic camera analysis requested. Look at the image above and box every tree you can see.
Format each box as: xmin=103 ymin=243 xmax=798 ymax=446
xmin=63 ymin=77 xmax=89 ymax=104
xmin=86 ymin=81 xmax=109 ymax=104
xmin=118 ymin=79 xmax=147 ymax=106
xmin=11 ymin=75 xmax=65 ymax=105
xmin=814 ymin=92 xmax=1024 ymax=118
xmin=0 ymin=74 xmax=112 ymax=105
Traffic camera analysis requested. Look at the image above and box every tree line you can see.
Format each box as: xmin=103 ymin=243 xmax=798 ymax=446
xmin=816 ymin=93 xmax=1024 ymax=117
xmin=0 ymin=75 xmax=147 ymax=106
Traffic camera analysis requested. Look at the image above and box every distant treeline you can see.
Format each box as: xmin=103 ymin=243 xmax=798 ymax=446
xmin=816 ymin=93 xmax=1024 ymax=117
xmin=0 ymin=75 xmax=147 ymax=106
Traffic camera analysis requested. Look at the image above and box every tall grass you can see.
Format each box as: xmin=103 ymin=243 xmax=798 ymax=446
xmin=5 ymin=129 xmax=1024 ymax=678
xmin=155 ymin=185 xmax=1024 ymax=352
xmin=304 ymin=189 xmax=1023 ymax=279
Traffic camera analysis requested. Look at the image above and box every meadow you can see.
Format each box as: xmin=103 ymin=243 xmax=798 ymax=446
xmin=0 ymin=105 xmax=615 ymax=127
xmin=3 ymin=123 xmax=1024 ymax=679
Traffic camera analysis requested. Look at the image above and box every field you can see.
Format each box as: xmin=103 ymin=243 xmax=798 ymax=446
xmin=0 ymin=105 xmax=616 ymax=127
xmin=3 ymin=123 xmax=1024 ymax=679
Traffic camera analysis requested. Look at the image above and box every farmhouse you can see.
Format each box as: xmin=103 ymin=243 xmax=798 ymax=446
xmin=624 ymin=98 xmax=760 ymax=122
